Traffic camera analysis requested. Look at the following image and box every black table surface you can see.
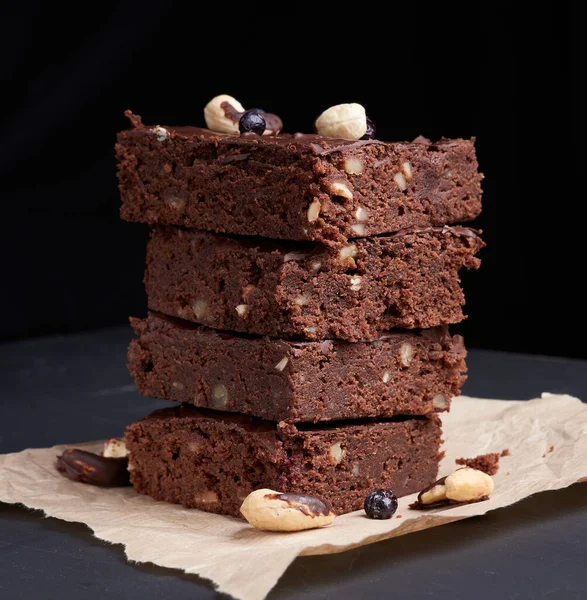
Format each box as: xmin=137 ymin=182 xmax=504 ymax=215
xmin=1 ymin=326 xmax=587 ymax=600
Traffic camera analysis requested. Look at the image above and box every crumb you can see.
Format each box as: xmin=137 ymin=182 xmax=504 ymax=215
xmin=506 ymin=472 xmax=510 ymax=475
xmin=549 ymin=445 xmax=554 ymax=453
xmin=396 ymin=514 xmax=403 ymax=518
xmin=455 ymin=452 xmax=501 ymax=475
xmin=501 ymin=448 xmax=511 ymax=457
xmin=542 ymin=453 xmax=546 ymax=458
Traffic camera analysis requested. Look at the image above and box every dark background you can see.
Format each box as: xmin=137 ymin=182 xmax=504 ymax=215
xmin=0 ymin=3 xmax=581 ymax=357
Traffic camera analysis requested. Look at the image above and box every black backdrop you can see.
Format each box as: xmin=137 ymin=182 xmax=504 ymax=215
xmin=1 ymin=3 xmax=581 ymax=357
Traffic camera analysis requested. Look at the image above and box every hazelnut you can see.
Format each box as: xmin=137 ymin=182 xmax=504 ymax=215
xmin=400 ymin=161 xmax=413 ymax=181
xmin=240 ymin=489 xmax=336 ymax=532
xmin=394 ymin=172 xmax=407 ymax=191
xmin=311 ymin=261 xmax=322 ymax=272
xmin=151 ymin=125 xmax=168 ymax=141
xmin=432 ymin=393 xmax=448 ymax=410
xmin=344 ymin=157 xmax=364 ymax=174
xmin=339 ymin=244 xmax=358 ymax=260
xmin=274 ymin=357 xmax=289 ymax=372
xmin=399 ymin=343 xmax=414 ymax=367
xmin=382 ymin=371 xmax=391 ymax=383
xmin=349 ymin=275 xmax=362 ymax=291
xmin=307 ymin=200 xmax=321 ymax=223
xmin=329 ymin=442 xmax=345 ymax=466
xmin=212 ymin=384 xmax=228 ymax=409
xmin=103 ymin=438 xmax=128 ymax=459
xmin=294 ymin=295 xmax=309 ymax=306
xmin=351 ymin=224 xmax=366 ymax=236
xmin=355 ymin=206 xmax=369 ymax=222
xmin=315 ymin=103 xmax=367 ymax=140
xmin=204 ymin=94 xmax=245 ymax=134
xmin=328 ymin=181 xmax=353 ymax=199
xmin=235 ymin=304 xmax=249 ymax=318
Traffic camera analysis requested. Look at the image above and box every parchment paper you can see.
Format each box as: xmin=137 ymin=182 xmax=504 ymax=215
xmin=2 ymin=393 xmax=587 ymax=600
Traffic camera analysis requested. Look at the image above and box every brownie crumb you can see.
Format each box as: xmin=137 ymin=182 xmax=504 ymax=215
xmin=549 ymin=445 xmax=554 ymax=453
xmin=396 ymin=514 xmax=403 ymax=519
xmin=500 ymin=448 xmax=511 ymax=457
xmin=455 ymin=452 xmax=501 ymax=475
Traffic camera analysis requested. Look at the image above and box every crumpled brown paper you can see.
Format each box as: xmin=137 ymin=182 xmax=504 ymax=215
xmin=1 ymin=394 xmax=587 ymax=600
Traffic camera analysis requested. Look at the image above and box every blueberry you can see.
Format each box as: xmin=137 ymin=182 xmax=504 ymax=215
xmin=239 ymin=110 xmax=266 ymax=135
xmin=364 ymin=489 xmax=398 ymax=519
xmin=361 ymin=118 xmax=376 ymax=140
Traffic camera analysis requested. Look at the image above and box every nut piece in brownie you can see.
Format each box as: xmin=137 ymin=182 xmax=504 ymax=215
xmin=125 ymin=405 xmax=442 ymax=516
xmin=116 ymin=114 xmax=482 ymax=244
xmin=129 ymin=312 xmax=467 ymax=422
xmin=145 ymin=225 xmax=484 ymax=341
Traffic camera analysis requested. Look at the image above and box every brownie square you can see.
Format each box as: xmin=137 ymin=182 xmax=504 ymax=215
xmin=129 ymin=313 xmax=466 ymax=422
xmin=145 ymin=226 xmax=483 ymax=341
xmin=117 ymin=117 xmax=482 ymax=244
xmin=125 ymin=405 xmax=442 ymax=516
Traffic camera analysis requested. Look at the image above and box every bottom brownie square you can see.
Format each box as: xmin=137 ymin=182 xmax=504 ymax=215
xmin=125 ymin=405 xmax=442 ymax=516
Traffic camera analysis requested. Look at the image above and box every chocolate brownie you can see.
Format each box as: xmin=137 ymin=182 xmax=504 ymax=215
xmin=145 ymin=225 xmax=484 ymax=341
xmin=116 ymin=114 xmax=482 ymax=244
xmin=128 ymin=312 xmax=466 ymax=422
xmin=125 ymin=405 xmax=442 ymax=516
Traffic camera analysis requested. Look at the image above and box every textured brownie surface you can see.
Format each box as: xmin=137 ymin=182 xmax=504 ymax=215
xmin=125 ymin=405 xmax=442 ymax=516
xmin=117 ymin=115 xmax=482 ymax=244
xmin=145 ymin=225 xmax=484 ymax=341
xmin=129 ymin=312 xmax=466 ymax=422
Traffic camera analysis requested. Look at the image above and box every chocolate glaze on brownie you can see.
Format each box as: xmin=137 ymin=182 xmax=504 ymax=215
xmin=125 ymin=404 xmax=442 ymax=516
xmin=128 ymin=312 xmax=466 ymax=422
xmin=116 ymin=113 xmax=483 ymax=244
xmin=145 ymin=225 xmax=484 ymax=341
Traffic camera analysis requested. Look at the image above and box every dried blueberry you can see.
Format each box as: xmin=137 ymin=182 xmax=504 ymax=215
xmin=239 ymin=110 xmax=266 ymax=135
xmin=361 ymin=118 xmax=376 ymax=140
xmin=364 ymin=489 xmax=398 ymax=519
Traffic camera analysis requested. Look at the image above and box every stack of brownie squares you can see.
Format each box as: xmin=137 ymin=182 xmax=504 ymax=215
xmin=116 ymin=103 xmax=483 ymax=517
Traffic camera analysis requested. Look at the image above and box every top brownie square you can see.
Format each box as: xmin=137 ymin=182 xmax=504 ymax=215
xmin=116 ymin=113 xmax=482 ymax=244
